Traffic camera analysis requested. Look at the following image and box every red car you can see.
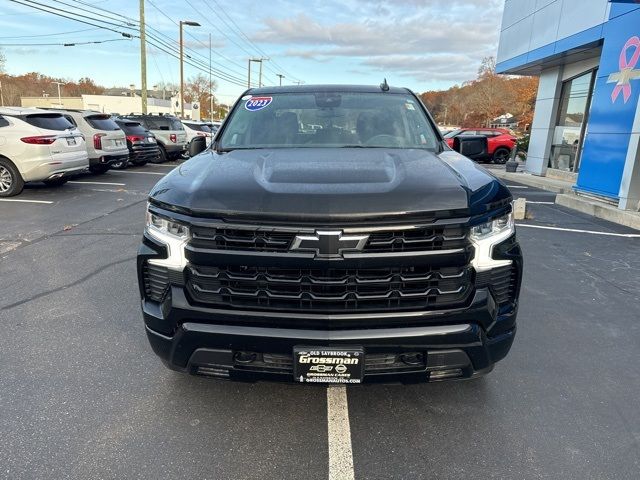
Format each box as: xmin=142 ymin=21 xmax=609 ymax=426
xmin=444 ymin=128 xmax=517 ymax=163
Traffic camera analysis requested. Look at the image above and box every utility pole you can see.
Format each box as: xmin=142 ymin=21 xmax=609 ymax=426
xmin=52 ymin=81 xmax=64 ymax=106
xmin=140 ymin=0 xmax=148 ymax=114
xmin=258 ymin=59 xmax=263 ymax=87
xmin=277 ymin=74 xmax=284 ymax=86
xmin=179 ymin=20 xmax=201 ymax=119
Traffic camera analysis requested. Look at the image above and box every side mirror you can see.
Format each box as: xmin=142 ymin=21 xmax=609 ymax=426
xmin=189 ymin=136 xmax=207 ymax=157
xmin=453 ymin=135 xmax=489 ymax=160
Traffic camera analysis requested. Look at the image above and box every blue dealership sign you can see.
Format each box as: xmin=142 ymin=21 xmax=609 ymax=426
xmin=576 ymin=8 xmax=640 ymax=199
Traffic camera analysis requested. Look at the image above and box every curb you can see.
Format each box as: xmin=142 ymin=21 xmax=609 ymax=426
xmin=556 ymin=194 xmax=640 ymax=231
xmin=489 ymin=170 xmax=574 ymax=194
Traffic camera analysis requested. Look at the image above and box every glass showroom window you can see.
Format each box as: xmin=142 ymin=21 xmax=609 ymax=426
xmin=549 ymin=70 xmax=596 ymax=172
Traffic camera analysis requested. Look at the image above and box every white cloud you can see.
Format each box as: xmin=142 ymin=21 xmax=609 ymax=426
xmin=250 ymin=1 xmax=503 ymax=85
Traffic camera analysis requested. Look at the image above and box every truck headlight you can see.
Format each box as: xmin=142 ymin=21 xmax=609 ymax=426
xmin=145 ymin=207 xmax=189 ymax=270
xmin=470 ymin=212 xmax=514 ymax=272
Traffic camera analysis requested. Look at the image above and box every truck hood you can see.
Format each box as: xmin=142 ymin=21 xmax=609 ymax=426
xmin=149 ymin=148 xmax=509 ymax=222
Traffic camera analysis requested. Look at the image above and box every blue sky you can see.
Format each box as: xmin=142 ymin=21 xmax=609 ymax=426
xmin=1 ymin=0 xmax=504 ymax=104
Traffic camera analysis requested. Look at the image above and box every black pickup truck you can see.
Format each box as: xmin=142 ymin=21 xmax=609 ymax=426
xmin=137 ymin=84 xmax=522 ymax=384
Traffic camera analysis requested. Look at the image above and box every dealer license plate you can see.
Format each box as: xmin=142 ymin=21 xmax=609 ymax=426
xmin=115 ymin=139 xmax=124 ymax=146
xmin=294 ymin=347 xmax=364 ymax=384
xmin=67 ymin=137 xmax=77 ymax=146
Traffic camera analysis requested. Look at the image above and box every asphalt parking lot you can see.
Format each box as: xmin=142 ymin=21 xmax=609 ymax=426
xmin=1 ymin=162 xmax=639 ymax=480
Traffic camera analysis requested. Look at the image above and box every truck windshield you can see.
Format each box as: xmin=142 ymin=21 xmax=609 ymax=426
xmin=218 ymin=92 xmax=439 ymax=150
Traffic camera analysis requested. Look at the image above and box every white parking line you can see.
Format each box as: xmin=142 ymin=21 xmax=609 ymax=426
xmin=525 ymin=201 xmax=555 ymax=205
xmin=144 ymin=163 xmax=180 ymax=168
xmin=506 ymin=185 xmax=529 ymax=189
xmin=0 ymin=198 xmax=53 ymax=204
xmin=516 ymin=223 xmax=640 ymax=238
xmin=68 ymin=181 xmax=126 ymax=186
xmin=327 ymin=386 xmax=355 ymax=480
xmin=115 ymin=171 xmax=166 ymax=176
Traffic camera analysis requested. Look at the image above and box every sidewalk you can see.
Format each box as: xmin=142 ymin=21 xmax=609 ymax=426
xmin=487 ymin=165 xmax=640 ymax=231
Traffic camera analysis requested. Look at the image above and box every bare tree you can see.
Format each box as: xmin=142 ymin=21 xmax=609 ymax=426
xmin=184 ymin=74 xmax=218 ymax=119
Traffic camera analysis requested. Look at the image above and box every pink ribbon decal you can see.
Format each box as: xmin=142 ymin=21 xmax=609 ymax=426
xmin=611 ymin=36 xmax=640 ymax=103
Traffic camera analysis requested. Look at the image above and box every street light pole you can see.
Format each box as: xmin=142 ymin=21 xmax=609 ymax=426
xmin=277 ymin=74 xmax=285 ymax=86
xmin=52 ymin=81 xmax=64 ymax=106
xmin=179 ymin=20 xmax=200 ymax=119
xmin=248 ymin=58 xmax=268 ymax=88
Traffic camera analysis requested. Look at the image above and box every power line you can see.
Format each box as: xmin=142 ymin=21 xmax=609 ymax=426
xmin=0 ymin=27 xmax=99 ymax=39
xmin=182 ymin=0 xmax=276 ymax=85
xmin=8 ymin=0 xmax=251 ymax=88
xmin=8 ymin=0 xmax=134 ymax=37
xmin=146 ymin=0 xmax=248 ymax=76
xmin=206 ymin=0 xmax=299 ymax=82
xmin=66 ymin=0 xmax=251 ymax=86
xmin=0 ymin=38 xmax=133 ymax=46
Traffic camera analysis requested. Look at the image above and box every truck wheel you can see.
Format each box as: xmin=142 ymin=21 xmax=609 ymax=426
xmin=153 ymin=146 xmax=168 ymax=164
xmin=43 ymin=178 xmax=68 ymax=187
xmin=0 ymin=158 xmax=25 ymax=197
xmin=89 ymin=165 xmax=109 ymax=174
xmin=132 ymin=159 xmax=148 ymax=167
xmin=492 ymin=148 xmax=511 ymax=164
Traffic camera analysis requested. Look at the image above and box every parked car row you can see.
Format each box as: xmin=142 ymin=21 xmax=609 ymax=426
xmin=0 ymin=107 xmax=220 ymax=197
xmin=0 ymin=107 xmax=88 ymax=196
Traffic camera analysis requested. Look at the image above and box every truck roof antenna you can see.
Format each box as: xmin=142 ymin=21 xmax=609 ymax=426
xmin=380 ymin=78 xmax=390 ymax=92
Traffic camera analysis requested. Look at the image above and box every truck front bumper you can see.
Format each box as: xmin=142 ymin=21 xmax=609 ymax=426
xmin=142 ymin=286 xmax=517 ymax=384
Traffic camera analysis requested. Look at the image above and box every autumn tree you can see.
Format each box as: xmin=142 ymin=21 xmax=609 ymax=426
xmin=0 ymin=71 xmax=106 ymax=106
xmin=420 ymin=56 xmax=539 ymax=132
xmin=0 ymin=48 xmax=6 ymax=73
xmin=183 ymin=73 xmax=219 ymax=119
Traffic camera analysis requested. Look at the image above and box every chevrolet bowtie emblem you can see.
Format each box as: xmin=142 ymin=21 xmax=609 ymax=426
xmin=290 ymin=231 xmax=369 ymax=257
xmin=607 ymin=36 xmax=640 ymax=104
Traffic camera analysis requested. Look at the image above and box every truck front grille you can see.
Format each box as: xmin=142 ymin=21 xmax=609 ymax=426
xmin=190 ymin=224 xmax=468 ymax=253
xmin=185 ymin=264 xmax=473 ymax=313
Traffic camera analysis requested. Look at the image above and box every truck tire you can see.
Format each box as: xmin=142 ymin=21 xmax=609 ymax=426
xmin=0 ymin=157 xmax=25 ymax=197
xmin=492 ymin=148 xmax=511 ymax=164
xmin=154 ymin=146 xmax=168 ymax=163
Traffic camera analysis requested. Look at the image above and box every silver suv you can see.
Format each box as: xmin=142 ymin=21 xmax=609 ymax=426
xmin=48 ymin=110 xmax=129 ymax=174
xmin=121 ymin=114 xmax=187 ymax=162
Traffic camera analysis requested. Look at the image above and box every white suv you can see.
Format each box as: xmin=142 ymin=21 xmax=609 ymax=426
xmin=49 ymin=110 xmax=129 ymax=174
xmin=0 ymin=107 xmax=88 ymax=197
xmin=182 ymin=120 xmax=213 ymax=147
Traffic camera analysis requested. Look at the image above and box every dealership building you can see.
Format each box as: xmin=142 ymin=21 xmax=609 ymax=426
xmin=497 ymin=0 xmax=640 ymax=211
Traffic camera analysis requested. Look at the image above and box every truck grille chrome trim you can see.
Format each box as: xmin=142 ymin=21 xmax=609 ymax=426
xmin=185 ymin=265 xmax=472 ymax=313
xmin=189 ymin=224 xmax=469 ymax=254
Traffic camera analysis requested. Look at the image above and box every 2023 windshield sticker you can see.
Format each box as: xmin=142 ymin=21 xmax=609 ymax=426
xmin=245 ymin=96 xmax=273 ymax=111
